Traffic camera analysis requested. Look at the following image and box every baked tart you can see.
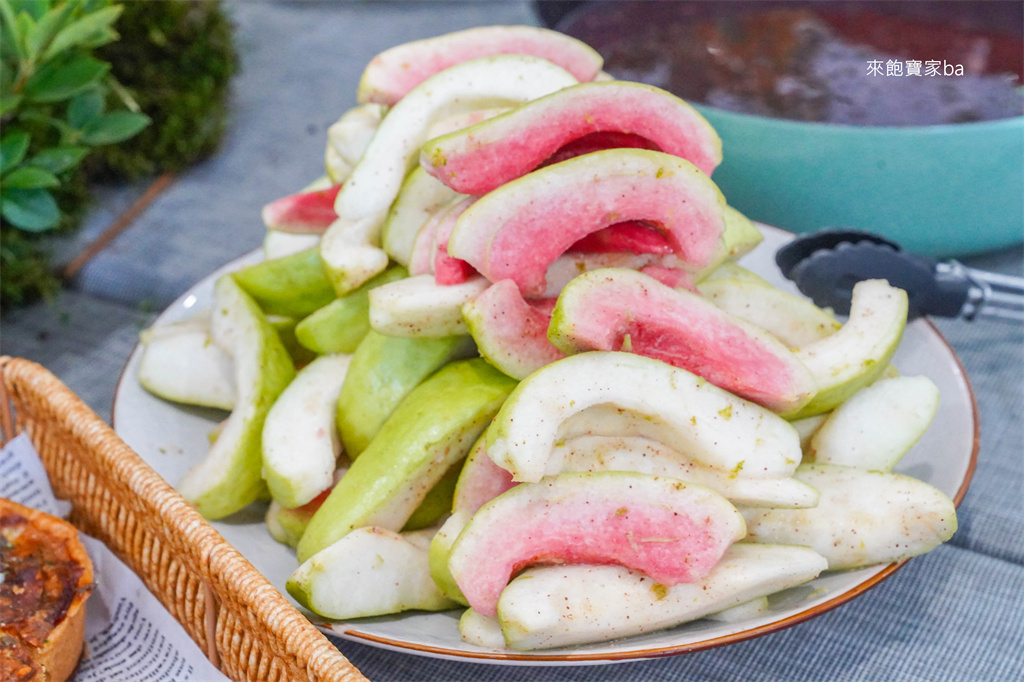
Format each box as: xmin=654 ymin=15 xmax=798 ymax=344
xmin=1 ymin=498 xmax=93 ymax=682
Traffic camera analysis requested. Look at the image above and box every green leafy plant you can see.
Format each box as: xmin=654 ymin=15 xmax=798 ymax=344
xmin=1 ymin=0 xmax=150 ymax=307
xmin=1 ymin=0 xmax=150 ymax=230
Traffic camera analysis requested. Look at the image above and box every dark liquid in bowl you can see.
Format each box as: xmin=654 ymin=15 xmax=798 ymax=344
xmin=557 ymin=1 xmax=1024 ymax=126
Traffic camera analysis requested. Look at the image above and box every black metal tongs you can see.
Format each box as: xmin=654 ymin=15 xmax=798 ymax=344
xmin=775 ymin=229 xmax=1024 ymax=323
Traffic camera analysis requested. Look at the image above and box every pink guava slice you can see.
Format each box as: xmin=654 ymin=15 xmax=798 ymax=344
xmin=440 ymin=221 xmax=681 ymax=288
xmin=357 ymin=26 xmax=603 ymax=106
xmin=549 ymin=268 xmax=816 ymax=413
xmin=407 ymin=197 xmax=471 ymax=277
xmin=463 ymin=280 xmax=564 ymax=380
xmin=569 ymin=220 xmax=674 ymax=255
xmin=447 ymin=148 xmax=727 ymax=298
xmin=447 ymin=471 xmax=746 ymax=617
xmin=421 ymin=81 xmax=722 ymax=195
xmin=432 ymin=199 xmax=478 ymax=285
xmin=452 ymin=437 xmax=517 ymax=515
xmin=539 ymin=131 xmax=661 ymax=169
xmin=261 ymin=184 xmax=342 ymax=233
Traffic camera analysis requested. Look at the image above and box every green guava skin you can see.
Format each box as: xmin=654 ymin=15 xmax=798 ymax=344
xmin=233 ymin=247 xmax=336 ymax=318
xmin=295 ymin=265 xmax=407 ymax=354
xmin=297 ymin=358 xmax=517 ymax=563
xmin=179 ymin=275 xmax=295 ymax=520
xmin=335 ymin=329 xmax=476 ymax=458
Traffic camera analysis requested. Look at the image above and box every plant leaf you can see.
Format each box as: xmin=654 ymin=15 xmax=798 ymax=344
xmin=29 ymin=144 xmax=87 ymax=173
xmin=67 ymin=88 xmax=103 ymax=128
xmin=26 ymin=1 xmax=76 ymax=61
xmin=15 ymin=10 xmax=35 ymax=58
xmin=0 ymin=92 xmax=22 ymax=116
xmin=2 ymin=164 xmax=59 ymax=188
xmin=11 ymin=1 xmax=49 ymax=22
xmin=77 ymin=25 xmax=117 ymax=50
xmin=0 ymin=2 xmax=24 ymax=60
xmin=24 ymin=53 xmax=109 ymax=103
xmin=0 ymin=128 xmax=30 ymax=172
xmin=19 ymin=108 xmax=75 ymax=139
xmin=43 ymin=4 xmax=121 ymax=59
xmin=0 ymin=186 xmax=60 ymax=231
xmin=80 ymin=110 xmax=149 ymax=145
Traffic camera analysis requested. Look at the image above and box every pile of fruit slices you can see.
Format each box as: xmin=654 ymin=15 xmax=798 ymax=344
xmin=137 ymin=26 xmax=957 ymax=651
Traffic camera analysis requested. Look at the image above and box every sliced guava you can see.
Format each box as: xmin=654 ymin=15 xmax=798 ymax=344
xmin=178 ymin=275 xmax=296 ymax=519
xmin=448 ymin=471 xmax=745 ymax=617
xmin=706 ymin=596 xmax=770 ymax=623
xmin=335 ymin=329 xmax=476 ymax=458
xmin=324 ymin=103 xmax=387 ymax=183
xmin=263 ymin=230 xmax=321 ymax=261
xmin=425 ymin=106 xmax=512 ymax=141
xmin=555 ymin=435 xmax=818 ymax=509
xmin=689 ymin=206 xmax=765 ymax=283
xmin=538 ymin=130 xmax=662 ymax=168
xmin=697 ymin=277 xmax=842 ymax=349
xmin=137 ymin=313 xmax=236 ymax=411
xmin=432 ymin=428 xmax=815 ymax=610
xmin=741 ymin=463 xmax=957 ymax=569
xmin=428 ymin=509 xmax=473 ymax=606
xmin=540 ymin=251 xmax=698 ymax=298
xmin=485 ymin=351 xmax=802 ymax=483
xmin=421 ymin=81 xmax=721 ymax=195
xmin=431 ymin=199 xmax=478 ymax=284
xmin=792 ymin=413 xmax=829 ymax=454
xmin=293 ymin=265 xmax=408 ymax=355
xmin=265 ymin=314 xmax=316 ymax=367
xmin=356 ymin=25 xmax=601 ymax=105
xmin=807 ymin=376 xmax=939 ymax=471
xmin=446 ymin=149 xmax=727 ymax=297
xmin=261 ymin=353 xmax=352 ymax=508
xmin=459 ymin=608 xmax=506 ymax=649
xmin=232 ymin=247 xmax=336 ymax=318
xmin=402 ymin=460 xmax=462 ymax=532
xmin=548 ymin=269 xmax=817 ymax=413
xmin=497 ymin=543 xmax=827 ymax=650
xmin=715 ymin=207 xmax=765 ymax=264
xmin=788 ymin=279 xmax=908 ymax=418
xmin=380 ymin=167 xmax=464 ymax=267
xmin=568 ymin=220 xmax=673 ymax=255
xmin=431 ymin=431 xmax=816 ymax=609
xmin=405 ymin=195 xmax=473 ymax=279
xmin=288 ymin=526 xmax=458 ymax=619
xmin=261 ymin=183 xmax=341 ymax=234
xmin=368 ymin=274 xmax=489 ymax=338
xmin=452 ymin=436 xmax=515 ymax=516
xmin=265 ymin=462 xmax=456 ymax=548
xmin=322 ymin=55 xmax=578 ymax=295
xmin=429 ymin=434 xmax=516 ymax=606
xmin=297 ymin=359 xmax=517 ymax=562
xmin=699 ymin=261 xmax=771 ymax=286
xmin=265 ymin=480 xmax=339 ymax=549
xmin=462 ymin=280 xmax=565 ymax=380
xmin=452 ymin=431 xmax=817 ymax=516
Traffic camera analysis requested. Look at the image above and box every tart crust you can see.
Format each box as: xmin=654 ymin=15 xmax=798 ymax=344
xmin=1 ymin=498 xmax=93 ymax=682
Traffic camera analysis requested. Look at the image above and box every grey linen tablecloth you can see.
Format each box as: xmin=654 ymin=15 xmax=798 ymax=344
xmin=2 ymin=3 xmax=1022 ymax=680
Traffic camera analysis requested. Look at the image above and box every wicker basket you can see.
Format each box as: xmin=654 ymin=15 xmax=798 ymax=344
xmin=0 ymin=356 xmax=368 ymax=682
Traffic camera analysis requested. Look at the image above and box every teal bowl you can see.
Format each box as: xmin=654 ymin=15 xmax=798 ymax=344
xmin=693 ymin=105 xmax=1024 ymax=258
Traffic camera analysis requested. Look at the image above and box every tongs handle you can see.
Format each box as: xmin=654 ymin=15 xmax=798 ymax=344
xmin=945 ymin=261 xmax=1024 ymax=322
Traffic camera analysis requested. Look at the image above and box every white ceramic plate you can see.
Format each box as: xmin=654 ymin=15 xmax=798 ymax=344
xmin=113 ymin=224 xmax=977 ymax=664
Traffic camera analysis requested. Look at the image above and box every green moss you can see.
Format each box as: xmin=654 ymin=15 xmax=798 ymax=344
xmin=91 ymin=0 xmax=237 ymax=179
